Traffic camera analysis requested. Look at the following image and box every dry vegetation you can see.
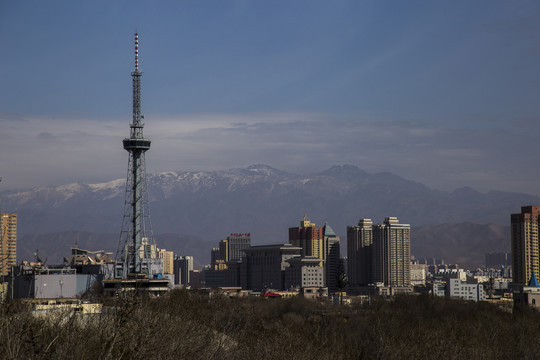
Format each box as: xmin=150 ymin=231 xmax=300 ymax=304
xmin=1 ymin=291 xmax=540 ymax=359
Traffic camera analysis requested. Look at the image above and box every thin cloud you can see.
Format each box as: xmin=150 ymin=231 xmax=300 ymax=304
xmin=1 ymin=112 xmax=540 ymax=194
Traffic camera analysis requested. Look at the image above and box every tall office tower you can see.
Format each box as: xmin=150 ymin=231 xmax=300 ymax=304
xmin=173 ymin=255 xmax=194 ymax=286
xmin=372 ymin=217 xmax=411 ymax=287
xmin=511 ymin=206 xmax=540 ymax=285
xmin=289 ymin=214 xmax=324 ymax=259
xmin=347 ymin=218 xmax=373 ymax=286
xmin=115 ymin=33 xmax=161 ymax=278
xmin=323 ymin=222 xmax=340 ymax=292
xmin=211 ymin=247 xmax=221 ymax=264
xmin=223 ymin=233 xmax=251 ymax=262
xmin=0 ymin=213 xmax=17 ymax=277
xmin=218 ymin=240 xmax=228 ymax=262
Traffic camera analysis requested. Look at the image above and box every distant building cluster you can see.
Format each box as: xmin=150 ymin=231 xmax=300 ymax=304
xmin=4 ymin=203 xmax=538 ymax=312
xmin=201 ymin=215 xmax=341 ymax=295
xmin=1 ymin=208 xmax=523 ymax=307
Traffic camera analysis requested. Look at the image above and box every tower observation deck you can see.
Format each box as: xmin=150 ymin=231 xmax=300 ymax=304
xmin=114 ymin=33 xmax=162 ymax=279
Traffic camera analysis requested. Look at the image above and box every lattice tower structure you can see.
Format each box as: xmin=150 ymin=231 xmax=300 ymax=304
xmin=116 ymin=33 xmax=159 ymax=278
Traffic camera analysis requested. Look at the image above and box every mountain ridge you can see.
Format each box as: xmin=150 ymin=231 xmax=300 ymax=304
xmin=0 ymin=164 xmax=527 ymax=264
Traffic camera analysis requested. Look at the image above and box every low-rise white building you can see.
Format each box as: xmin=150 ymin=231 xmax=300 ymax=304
xmin=284 ymin=256 xmax=324 ymax=289
xmin=410 ymin=264 xmax=426 ymax=286
xmin=432 ymin=281 xmax=446 ymax=297
xmin=447 ymin=278 xmax=485 ymax=302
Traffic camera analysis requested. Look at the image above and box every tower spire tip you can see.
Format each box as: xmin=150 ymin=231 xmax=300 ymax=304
xmin=134 ymin=32 xmax=139 ymax=72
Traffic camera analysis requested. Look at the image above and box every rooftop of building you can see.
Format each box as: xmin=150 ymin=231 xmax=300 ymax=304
xmin=528 ymin=272 xmax=540 ymax=288
xmin=243 ymin=243 xmax=303 ymax=252
xmin=323 ymin=222 xmax=337 ymax=237
xmin=286 ymin=256 xmax=324 ymax=265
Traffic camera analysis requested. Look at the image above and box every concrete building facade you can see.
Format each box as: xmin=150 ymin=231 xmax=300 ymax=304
xmin=222 ymin=233 xmax=251 ymax=262
xmin=284 ymin=256 xmax=325 ymax=289
xmin=410 ymin=263 xmax=427 ymax=286
xmin=9 ymin=265 xmax=78 ymax=299
xmin=241 ymin=244 xmax=302 ymax=291
xmin=447 ymin=278 xmax=485 ymax=302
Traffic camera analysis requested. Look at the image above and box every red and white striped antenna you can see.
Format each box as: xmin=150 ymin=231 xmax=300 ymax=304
xmin=134 ymin=32 xmax=139 ymax=72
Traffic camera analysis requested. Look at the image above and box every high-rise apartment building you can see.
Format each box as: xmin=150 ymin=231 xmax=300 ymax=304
xmin=511 ymin=206 xmax=540 ymax=285
xmin=347 ymin=217 xmax=411 ymax=288
xmin=347 ymin=218 xmax=373 ymax=286
xmin=1 ymin=213 xmax=17 ymax=277
xmin=289 ymin=215 xmax=324 ymax=260
xmin=372 ymin=217 xmax=411 ymax=287
xmin=322 ymin=222 xmax=340 ymax=292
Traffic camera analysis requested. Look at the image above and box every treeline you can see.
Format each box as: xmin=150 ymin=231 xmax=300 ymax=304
xmin=1 ymin=291 xmax=540 ymax=359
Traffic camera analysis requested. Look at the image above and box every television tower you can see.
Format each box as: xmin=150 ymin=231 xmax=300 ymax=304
xmin=116 ymin=33 xmax=158 ymax=278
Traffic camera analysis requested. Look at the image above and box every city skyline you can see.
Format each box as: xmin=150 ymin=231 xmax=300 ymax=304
xmin=2 ymin=1 xmax=540 ymax=194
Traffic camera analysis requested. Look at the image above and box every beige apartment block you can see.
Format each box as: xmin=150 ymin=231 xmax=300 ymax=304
xmin=1 ymin=213 xmax=17 ymax=277
xmin=511 ymin=206 xmax=540 ymax=285
xmin=158 ymin=249 xmax=174 ymax=274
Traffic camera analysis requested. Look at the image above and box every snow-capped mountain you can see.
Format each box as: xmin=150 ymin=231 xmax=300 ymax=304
xmin=0 ymin=164 xmax=534 ymax=240
xmin=2 ymin=164 xmax=524 ymax=267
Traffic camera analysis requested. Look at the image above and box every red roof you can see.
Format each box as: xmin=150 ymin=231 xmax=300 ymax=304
xmin=260 ymin=292 xmax=282 ymax=298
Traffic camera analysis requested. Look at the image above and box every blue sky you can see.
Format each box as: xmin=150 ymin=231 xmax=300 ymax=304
xmin=1 ymin=1 xmax=540 ymax=193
